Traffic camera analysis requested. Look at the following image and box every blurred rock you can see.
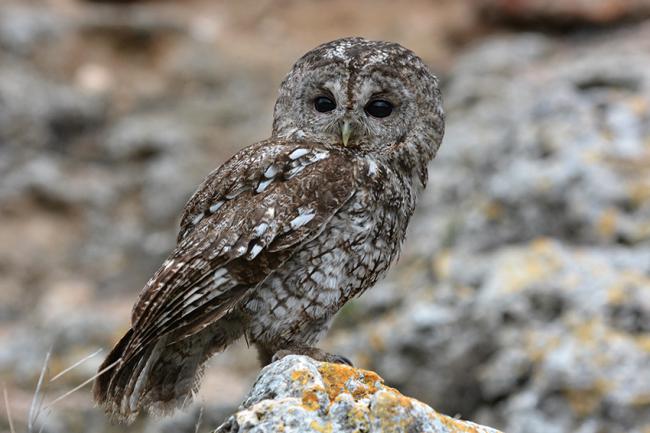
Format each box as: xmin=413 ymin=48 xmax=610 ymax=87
xmin=410 ymin=25 xmax=650 ymax=256
xmin=215 ymin=355 xmax=502 ymax=433
xmin=332 ymin=241 xmax=650 ymax=433
xmin=0 ymin=5 xmax=66 ymax=55
xmin=480 ymin=0 xmax=650 ymax=27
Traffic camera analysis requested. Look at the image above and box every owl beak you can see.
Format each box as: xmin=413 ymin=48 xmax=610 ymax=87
xmin=341 ymin=121 xmax=353 ymax=146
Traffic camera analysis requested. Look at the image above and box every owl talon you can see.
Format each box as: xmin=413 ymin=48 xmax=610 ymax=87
xmin=326 ymin=354 xmax=353 ymax=366
xmin=270 ymin=346 xmax=353 ymax=366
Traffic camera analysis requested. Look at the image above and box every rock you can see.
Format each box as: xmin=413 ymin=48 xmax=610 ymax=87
xmin=409 ymin=25 xmax=650 ymax=257
xmin=479 ymin=0 xmax=650 ymax=27
xmin=215 ymin=355 xmax=502 ymax=433
xmin=331 ymin=241 xmax=650 ymax=433
xmin=0 ymin=4 xmax=65 ymax=55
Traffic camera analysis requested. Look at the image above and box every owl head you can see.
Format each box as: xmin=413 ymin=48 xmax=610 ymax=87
xmin=272 ymin=37 xmax=444 ymax=160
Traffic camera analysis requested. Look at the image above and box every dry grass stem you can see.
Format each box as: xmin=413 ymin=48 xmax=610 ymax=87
xmin=44 ymin=358 xmax=122 ymax=410
xmin=50 ymin=349 xmax=103 ymax=383
xmin=28 ymin=350 xmax=51 ymax=432
xmin=3 ymin=385 xmax=16 ymax=433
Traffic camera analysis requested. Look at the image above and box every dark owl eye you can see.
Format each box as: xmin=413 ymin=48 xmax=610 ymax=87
xmin=314 ymin=96 xmax=336 ymax=113
xmin=365 ymin=100 xmax=393 ymax=118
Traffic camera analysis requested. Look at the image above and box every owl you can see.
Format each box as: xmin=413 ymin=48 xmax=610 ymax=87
xmin=93 ymin=37 xmax=444 ymax=423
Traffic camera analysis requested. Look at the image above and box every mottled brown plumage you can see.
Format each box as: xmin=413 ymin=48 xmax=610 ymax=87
xmin=93 ymin=37 xmax=444 ymax=423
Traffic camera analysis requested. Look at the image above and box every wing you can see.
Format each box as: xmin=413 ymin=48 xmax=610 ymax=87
xmin=125 ymin=138 xmax=357 ymax=358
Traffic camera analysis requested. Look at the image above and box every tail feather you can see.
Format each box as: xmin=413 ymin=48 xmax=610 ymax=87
xmin=92 ymin=322 xmax=242 ymax=423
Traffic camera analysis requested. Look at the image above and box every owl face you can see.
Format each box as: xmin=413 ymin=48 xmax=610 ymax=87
xmin=272 ymin=38 xmax=443 ymax=156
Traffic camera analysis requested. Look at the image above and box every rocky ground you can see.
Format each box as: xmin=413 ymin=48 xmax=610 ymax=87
xmin=1 ymin=1 xmax=649 ymax=433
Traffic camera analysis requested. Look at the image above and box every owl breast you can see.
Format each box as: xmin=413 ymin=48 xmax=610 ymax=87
xmin=243 ymin=156 xmax=410 ymax=349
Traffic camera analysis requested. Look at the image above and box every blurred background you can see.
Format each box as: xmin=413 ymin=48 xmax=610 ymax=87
xmin=1 ymin=0 xmax=650 ymax=432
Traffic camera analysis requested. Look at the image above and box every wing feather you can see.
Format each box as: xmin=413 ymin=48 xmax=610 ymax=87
xmin=123 ymin=139 xmax=356 ymax=361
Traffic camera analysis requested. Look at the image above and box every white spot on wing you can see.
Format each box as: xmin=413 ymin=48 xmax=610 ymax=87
xmin=264 ymin=164 xmax=279 ymax=178
xmin=209 ymin=201 xmax=224 ymax=213
xmin=367 ymin=158 xmax=378 ymax=176
xmin=248 ymin=244 xmax=263 ymax=259
xmin=311 ymin=150 xmax=329 ymax=162
xmin=213 ymin=268 xmax=227 ymax=284
xmin=256 ymin=178 xmax=273 ymax=193
xmin=289 ymin=148 xmax=309 ymax=160
xmin=184 ymin=293 xmax=203 ymax=305
xmin=290 ymin=210 xmax=315 ymax=229
xmin=192 ymin=213 xmax=204 ymax=225
xmin=254 ymin=222 xmax=269 ymax=237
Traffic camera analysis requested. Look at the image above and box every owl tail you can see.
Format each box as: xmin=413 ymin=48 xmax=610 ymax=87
xmin=93 ymin=327 xmax=232 ymax=424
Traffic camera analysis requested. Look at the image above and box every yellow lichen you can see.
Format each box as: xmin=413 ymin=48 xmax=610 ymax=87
xmin=497 ymin=238 xmax=562 ymax=293
xmin=369 ymin=390 xmax=414 ymax=433
xmin=597 ymin=207 xmax=619 ymax=238
xmin=564 ymin=380 xmax=611 ymax=416
xmin=482 ymin=200 xmax=505 ymax=220
xmin=433 ymin=249 xmax=452 ymax=280
xmin=309 ymin=420 xmax=333 ymax=433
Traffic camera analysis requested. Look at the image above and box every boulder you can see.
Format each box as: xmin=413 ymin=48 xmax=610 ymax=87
xmin=216 ymin=355 xmax=502 ymax=433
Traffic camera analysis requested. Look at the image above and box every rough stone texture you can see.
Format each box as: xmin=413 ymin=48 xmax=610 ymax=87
xmin=216 ymin=355 xmax=501 ymax=433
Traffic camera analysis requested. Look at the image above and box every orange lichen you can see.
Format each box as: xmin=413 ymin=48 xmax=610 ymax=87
xmin=301 ymin=387 xmax=322 ymax=411
xmin=291 ymin=369 xmax=313 ymax=386
xmin=317 ymin=362 xmax=382 ymax=402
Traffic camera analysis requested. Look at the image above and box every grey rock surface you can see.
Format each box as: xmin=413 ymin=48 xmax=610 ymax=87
xmin=216 ymin=355 xmax=502 ymax=433
xmin=411 ymin=27 xmax=650 ymax=254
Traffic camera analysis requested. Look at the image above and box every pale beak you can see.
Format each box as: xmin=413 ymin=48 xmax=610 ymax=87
xmin=341 ymin=120 xmax=352 ymax=147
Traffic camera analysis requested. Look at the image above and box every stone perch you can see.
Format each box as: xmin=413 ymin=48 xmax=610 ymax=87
xmin=215 ymin=355 xmax=502 ymax=433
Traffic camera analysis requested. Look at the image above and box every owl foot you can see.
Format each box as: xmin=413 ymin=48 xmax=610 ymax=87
xmin=272 ymin=346 xmax=353 ymax=366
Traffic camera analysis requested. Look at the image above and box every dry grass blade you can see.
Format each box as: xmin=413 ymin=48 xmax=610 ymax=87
xmin=50 ymin=348 xmax=103 ymax=382
xmin=194 ymin=405 xmax=204 ymax=433
xmin=37 ymin=408 xmax=51 ymax=433
xmin=43 ymin=358 xmax=122 ymax=410
xmin=28 ymin=349 xmax=51 ymax=432
xmin=3 ymin=385 xmax=16 ymax=433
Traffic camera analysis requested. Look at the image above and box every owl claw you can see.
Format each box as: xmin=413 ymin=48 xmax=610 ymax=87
xmin=328 ymin=354 xmax=353 ymax=366
xmin=270 ymin=346 xmax=353 ymax=366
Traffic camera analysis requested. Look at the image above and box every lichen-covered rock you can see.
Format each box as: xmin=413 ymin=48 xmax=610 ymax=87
xmin=216 ymin=355 xmax=502 ymax=433
xmin=331 ymin=240 xmax=650 ymax=433
xmin=410 ymin=24 xmax=650 ymax=256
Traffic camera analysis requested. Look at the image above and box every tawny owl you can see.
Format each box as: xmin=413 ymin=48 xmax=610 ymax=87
xmin=93 ymin=37 xmax=444 ymax=423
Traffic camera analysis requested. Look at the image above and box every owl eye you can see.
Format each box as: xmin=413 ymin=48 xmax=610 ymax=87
xmin=365 ymin=100 xmax=393 ymax=118
xmin=314 ymin=96 xmax=336 ymax=113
